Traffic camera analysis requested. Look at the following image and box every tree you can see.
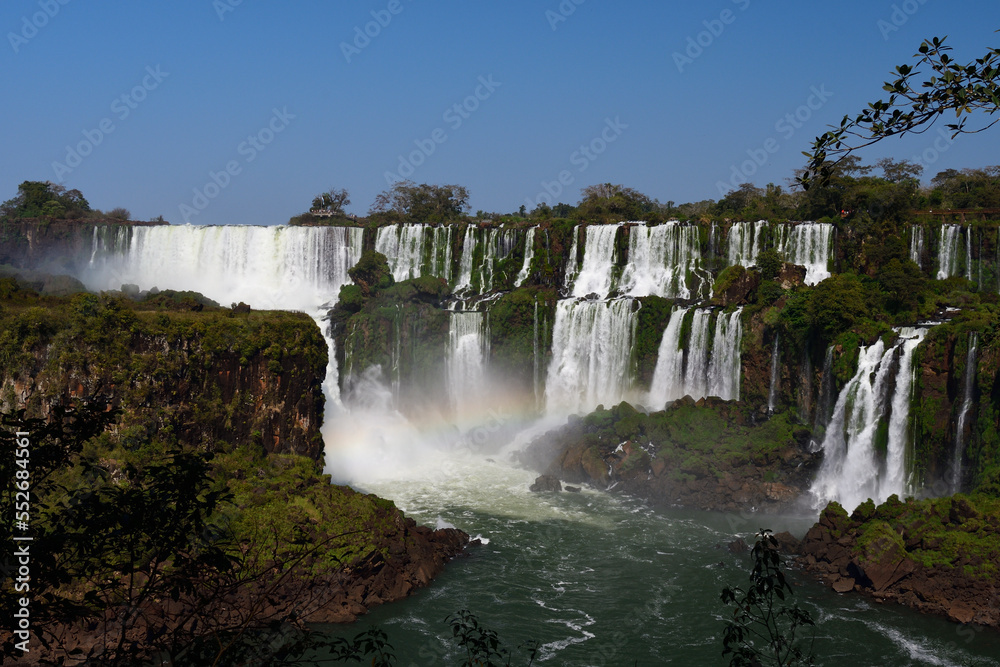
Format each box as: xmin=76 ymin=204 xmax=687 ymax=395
xmin=801 ymin=35 xmax=1000 ymax=187
xmin=577 ymin=183 xmax=657 ymax=222
xmin=370 ymin=181 xmax=470 ymax=222
xmin=721 ymin=530 xmax=816 ymax=666
xmin=311 ymin=188 xmax=351 ymax=216
xmin=0 ymin=181 xmax=91 ymax=220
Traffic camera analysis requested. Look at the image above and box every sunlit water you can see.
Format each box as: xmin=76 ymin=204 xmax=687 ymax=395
xmin=322 ymin=426 xmax=1000 ymax=667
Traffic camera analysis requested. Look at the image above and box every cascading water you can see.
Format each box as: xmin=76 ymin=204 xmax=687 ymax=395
xmin=726 ymin=220 xmax=768 ymax=267
xmin=767 ymin=334 xmax=780 ymax=415
xmin=707 ymin=308 xmax=743 ymax=400
xmin=619 ymin=222 xmax=705 ymax=299
xmin=951 ymin=332 xmax=979 ymax=493
xmin=448 ymin=311 xmax=488 ymax=422
xmin=966 ymin=225 xmax=974 ymax=282
xmin=515 ymin=227 xmax=537 ymax=287
xmin=811 ymin=346 xmax=836 ymax=447
xmin=909 ymin=225 xmax=925 ymax=267
xmin=544 ymin=298 xmax=637 ymax=415
xmin=83 ymin=224 xmax=363 ymax=408
xmin=810 ymin=327 xmax=928 ymax=512
xmin=568 ymin=224 xmax=622 ymax=298
xmin=375 ymin=223 xmax=425 ymax=281
xmin=646 ymin=308 xmax=744 ymax=406
xmin=937 ymin=224 xmax=963 ymax=279
xmin=778 ymin=222 xmax=833 ymax=285
xmin=455 ymin=225 xmax=479 ymax=293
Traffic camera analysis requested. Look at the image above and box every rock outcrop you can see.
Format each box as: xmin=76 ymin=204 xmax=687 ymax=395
xmin=795 ymin=496 xmax=1000 ymax=627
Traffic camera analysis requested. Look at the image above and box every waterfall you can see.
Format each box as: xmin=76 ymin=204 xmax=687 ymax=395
xmin=726 ymin=220 xmax=768 ymax=267
xmin=83 ymin=224 xmax=364 ymax=407
xmin=532 ymin=297 xmax=540 ymax=409
xmin=966 ymin=226 xmax=974 ymax=282
xmin=431 ymin=225 xmax=453 ymax=283
xmin=779 ymin=222 xmax=833 ymax=285
xmin=448 ymin=311 xmax=488 ymax=418
xmin=375 ymin=224 xmax=424 ymax=281
xmin=882 ymin=328 xmax=926 ymax=497
xmin=909 ymin=225 xmax=925 ymax=267
xmin=569 ymin=224 xmax=622 ymax=298
xmin=707 ymin=309 xmax=743 ymax=400
xmin=767 ymin=334 xmax=780 ymax=415
xmin=810 ymin=327 xmax=928 ymax=512
xmin=544 ymin=298 xmax=637 ymax=415
xmin=937 ymin=224 xmax=963 ymax=279
xmin=647 ymin=307 xmax=744 ymax=406
xmin=455 ymin=226 xmax=478 ymax=293
xmin=563 ymin=225 xmax=581 ymax=287
xmin=480 ymin=227 xmax=519 ymax=293
xmin=951 ymin=332 xmax=979 ymax=493
xmin=812 ymin=346 xmax=836 ymax=447
xmin=619 ymin=222 xmax=705 ymax=299
xmin=86 ymin=224 xmax=362 ymax=311
xmin=515 ymin=227 xmax=537 ymax=287
xmin=646 ymin=307 xmax=689 ymax=408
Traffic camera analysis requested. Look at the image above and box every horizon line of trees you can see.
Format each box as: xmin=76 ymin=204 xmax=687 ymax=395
xmin=290 ymin=158 xmax=1000 ymax=227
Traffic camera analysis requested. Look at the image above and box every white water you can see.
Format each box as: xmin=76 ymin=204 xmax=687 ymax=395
xmin=768 ymin=334 xmax=780 ymax=414
xmin=544 ymin=298 xmax=637 ymax=415
xmin=619 ymin=222 xmax=705 ymax=299
xmin=448 ymin=311 xmax=488 ymax=424
xmin=515 ymin=227 xmax=537 ymax=287
xmin=777 ymin=222 xmax=833 ymax=285
xmin=646 ymin=308 xmax=743 ymax=406
xmin=86 ymin=224 xmax=362 ymax=312
xmin=811 ymin=327 xmax=928 ymax=511
xmin=455 ymin=226 xmax=479 ymax=293
xmin=375 ymin=223 xmax=426 ymax=281
xmin=726 ymin=220 xmax=768 ymax=267
xmin=707 ymin=308 xmax=743 ymax=400
xmin=951 ymin=332 xmax=979 ymax=493
xmin=909 ymin=225 xmax=925 ymax=267
xmin=937 ymin=224 xmax=963 ymax=279
xmin=568 ymin=224 xmax=622 ymax=298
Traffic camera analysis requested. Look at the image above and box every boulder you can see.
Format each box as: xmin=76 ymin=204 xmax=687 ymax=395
xmin=529 ymin=475 xmax=562 ymax=493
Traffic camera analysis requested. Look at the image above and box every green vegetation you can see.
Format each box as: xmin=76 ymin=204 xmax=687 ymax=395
xmin=0 ymin=180 xmax=160 ymax=223
xmin=802 ymin=34 xmax=1000 ymax=185
xmin=721 ymin=530 xmax=816 ymax=666
xmin=841 ymin=493 xmax=1000 ymax=580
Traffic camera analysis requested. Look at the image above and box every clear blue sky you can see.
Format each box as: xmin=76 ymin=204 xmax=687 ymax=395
xmin=1 ymin=0 xmax=997 ymax=224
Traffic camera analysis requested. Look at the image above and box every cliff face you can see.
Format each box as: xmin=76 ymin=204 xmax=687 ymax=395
xmin=0 ymin=220 xmax=162 ymax=274
xmin=0 ymin=291 xmax=327 ymax=459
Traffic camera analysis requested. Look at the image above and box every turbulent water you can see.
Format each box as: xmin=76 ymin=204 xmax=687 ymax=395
xmin=810 ymin=327 xmax=928 ymax=512
xmin=79 ymin=222 xmax=1000 ymax=666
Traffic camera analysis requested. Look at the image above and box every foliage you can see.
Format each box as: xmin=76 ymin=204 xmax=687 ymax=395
xmin=370 ymin=181 xmax=470 ymax=222
xmin=575 ymin=183 xmax=662 ymax=222
xmin=348 ymin=249 xmax=395 ymax=296
xmin=802 ymin=35 xmax=1000 ymax=186
xmin=721 ymin=530 xmax=816 ymax=666
xmin=447 ymin=610 xmax=538 ymax=667
xmin=1 ymin=181 xmax=91 ymax=220
xmin=756 ymin=248 xmax=782 ymax=280
xmin=312 ymin=187 xmax=351 ymax=216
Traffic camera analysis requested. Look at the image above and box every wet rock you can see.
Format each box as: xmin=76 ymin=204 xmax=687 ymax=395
xmin=530 ymin=475 xmax=562 ymax=492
